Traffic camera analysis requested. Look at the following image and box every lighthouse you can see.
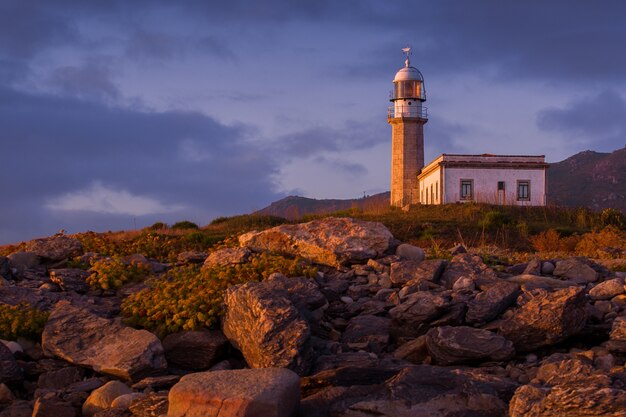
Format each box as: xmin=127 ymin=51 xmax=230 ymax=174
xmin=388 ymin=47 xmax=427 ymax=208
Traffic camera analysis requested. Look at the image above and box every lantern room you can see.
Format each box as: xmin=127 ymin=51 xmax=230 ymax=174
xmin=389 ymin=48 xmax=427 ymax=119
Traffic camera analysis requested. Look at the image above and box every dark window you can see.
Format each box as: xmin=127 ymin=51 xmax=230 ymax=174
xmin=517 ymin=180 xmax=530 ymax=201
xmin=497 ymin=181 xmax=505 ymax=190
xmin=460 ymin=180 xmax=473 ymax=200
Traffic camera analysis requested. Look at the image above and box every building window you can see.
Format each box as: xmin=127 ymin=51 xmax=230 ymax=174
xmin=460 ymin=179 xmax=473 ymax=200
xmin=497 ymin=181 xmax=505 ymax=191
xmin=517 ymin=180 xmax=530 ymax=201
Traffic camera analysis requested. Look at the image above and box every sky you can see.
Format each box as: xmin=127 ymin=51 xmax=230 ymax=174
xmin=1 ymin=0 xmax=626 ymax=244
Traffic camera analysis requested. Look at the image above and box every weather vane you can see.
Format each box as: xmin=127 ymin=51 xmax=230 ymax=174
xmin=402 ymin=46 xmax=411 ymax=67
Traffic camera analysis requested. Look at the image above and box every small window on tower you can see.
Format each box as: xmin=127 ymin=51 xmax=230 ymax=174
xmin=460 ymin=180 xmax=473 ymax=200
xmin=517 ymin=180 xmax=530 ymax=201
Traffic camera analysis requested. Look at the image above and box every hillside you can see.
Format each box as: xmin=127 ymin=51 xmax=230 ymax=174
xmin=548 ymin=146 xmax=625 ymax=211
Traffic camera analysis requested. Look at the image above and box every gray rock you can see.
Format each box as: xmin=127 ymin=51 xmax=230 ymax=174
xmin=83 ymin=381 xmax=132 ymax=417
xmin=110 ymin=393 xmax=144 ymax=410
xmin=440 ymin=253 xmax=497 ymax=289
xmin=239 ymin=217 xmax=394 ymax=267
xmin=389 ymin=292 xmax=450 ymax=338
xmin=0 ymin=256 xmax=11 ymax=279
xmin=426 ymin=326 xmax=515 ymax=365
xmin=0 ymin=383 xmax=15 ymax=404
xmin=0 ymin=341 xmax=21 ymax=384
xmin=203 ymin=247 xmax=250 ymax=269
xmin=128 ymin=392 xmax=168 ymax=417
xmin=38 ymin=366 xmax=83 ymax=390
xmin=393 ymin=335 xmax=428 ymax=364
xmin=395 ymin=244 xmax=425 ymax=261
xmin=589 ymin=278 xmax=625 ymax=300
xmin=176 ymin=251 xmax=207 ymax=264
xmin=553 ymin=258 xmax=598 ymax=284
xmin=607 ymin=316 xmax=626 ymax=353
xmin=522 ymin=257 xmax=542 ymax=275
xmin=163 ymin=330 xmax=228 ymax=371
xmin=168 ymin=368 xmax=300 ymax=417
xmin=42 ymin=301 xmax=167 ymax=382
xmin=466 ymin=280 xmax=520 ymax=324
xmin=32 ymin=396 xmax=76 ymax=417
xmin=341 ymin=315 xmax=390 ymax=354
xmin=541 ymin=261 xmax=555 ymax=275
xmin=49 ymin=268 xmax=90 ymax=293
xmin=23 ymin=235 xmax=83 ymax=262
xmin=7 ymin=251 xmax=41 ymax=273
xmin=498 ymin=287 xmax=588 ymax=351
xmin=222 ymin=281 xmax=312 ymax=375
xmin=390 ymin=259 xmax=445 ymax=286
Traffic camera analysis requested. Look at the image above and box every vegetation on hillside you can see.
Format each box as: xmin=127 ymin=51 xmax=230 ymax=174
xmin=0 ymin=303 xmax=49 ymax=341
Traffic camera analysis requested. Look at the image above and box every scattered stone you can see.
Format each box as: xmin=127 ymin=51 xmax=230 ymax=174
xmin=222 ymin=281 xmax=312 ymax=374
xmin=607 ymin=316 xmax=626 ymax=353
xmin=110 ymin=393 xmax=144 ymax=410
xmin=0 ymin=342 xmax=21 ymax=384
xmin=49 ymin=268 xmax=90 ymax=293
xmin=589 ymin=277 xmax=625 ymax=300
xmin=389 ymin=292 xmax=449 ymax=338
xmin=522 ymin=257 xmax=542 ymax=275
xmin=0 ymin=383 xmax=15 ymax=404
xmin=7 ymin=251 xmax=40 ymax=273
xmin=163 ymin=330 xmax=228 ymax=371
xmin=506 ymin=274 xmax=577 ymax=290
xmin=553 ymin=258 xmax=598 ymax=284
xmin=390 ymin=259 xmax=445 ymax=286
xmin=131 ymin=375 xmax=180 ymax=391
xmin=128 ymin=392 xmax=168 ymax=417
xmin=395 ymin=244 xmax=425 ymax=261
xmin=176 ymin=251 xmax=207 ymax=264
xmin=541 ymin=261 xmax=555 ymax=275
xmin=440 ymin=253 xmax=497 ymax=289
xmin=0 ymin=340 xmax=23 ymax=355
xmin=239 ymin=217 xmax=394 ymax=267
xmin=341 ymin=315 xmax=390 ymax=354
xmin=426 ymin=326 xmax=515 ymax=365
xmin=168 ymin=368 xmax=300 ymax=417
xmin=83 ymin=381 xmax=132 ymax=417
xmin=498 ymin=287 xmax=588 ymax=351
xmin=32 ymin=395 xmax=76 ymax=417
xmin=38 ymin=366 xmax=83 ymax=390
xmin=203 ymin=247 xmax=251 ymax=269
xmin=466 ymin=280 xmax=520 ymax=324
xmin=42 ymin=301 xmax=167 ymax=381
xmin=23 ymin=236 xmax=83 ymax=262
xmin=393 ymin=335 xmax=428 ymax=364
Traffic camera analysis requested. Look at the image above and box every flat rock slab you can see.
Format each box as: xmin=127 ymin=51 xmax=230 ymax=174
xmin=553 ymin=258 xmax=598 ymax=284
xmin=390 ymin=259 xmax=445 ymax=286
xmin=239 ymin=217 xmax=394 ymax=267
xmin=42 ymin=301 xmax=167 ymax=381
xmin=168 ymin=368 xmax=300 ymax=417
xmin=163 ymin=330 xmax=228 ymax=371
xmin=426 ymin=326 xmax=515 ymax=365
xmin=23 ymin=235 xmax=83 ymax=262
xmin=203 ymin=247 xmax=250 ymax=269
xmin=466 ymin=280 xmax=520 ymax=324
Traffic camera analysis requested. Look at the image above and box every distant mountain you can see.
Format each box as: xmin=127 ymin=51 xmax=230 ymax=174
xmin=256 ymin=147 xmax=625 ymax=219
xmin=254 ymin=192 xmax=390 ymax=220
xmin=547 ymin=146 xmax=625 ymax=211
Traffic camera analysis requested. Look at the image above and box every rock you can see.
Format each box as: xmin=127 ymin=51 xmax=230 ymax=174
xmin=93 ymin=408 xmax=131 ymax=417
xmin=128 ymin=392 xmax=168 ymax=417
xmin=389 ymin=292 xmax=450 ymax=338
xmin=23 ymin=236 xmax=83 ymax=262
xmin=131 ymin=375 xmax=180 ymax=391
xmin=498 ymin=287 xmax=588 ymax=351
xmin=176 ymin=251 xmax=207 ymax=264
xmin=0 ymin=256 xmax=12 ymax=279
xmin=341 ymin=315 xmax=390 ymax=354
xmin=83 ymin=381 xmax=133 ymax=417
xmin=0 ymin=342 xmax=21 ymax=384
xmin=506 ymin=274 xmax=577 ymax=291
xmin=38 ymin=366 xmax=83 ymax=389
xmin=239 ymin=217 xmax=394 ymax=267
xmin=541 ymin=261 xmax=555 ymax=275
xmin=0 ymin=340 xmax=22 ymax=355
xmin=167 ymin=368 xmax=300 ymax=417
xmin=32 ymin=396 xmax=76 ymax=417
xmin=7 ymin=251 xmax=40 ymax=272
xmin=553 ymin=258 xmax=598 ymax=284
xmin=389 ymin=259 xmax=445 ymax=286
xmin=42 ymin=301 xmax=167 ymax=381
xmin=49 ymin=268 xmax=90 ymax=293
xmin=522 ymin=257 xmax=542 ymax=275
xmin=264 ymin=273 xmax=327 ymax=315
xmin=0 ymin=383 xmax=15 ymax=404
xmin=449 ymin=244 xmax=467 ymax=255
xmin=607 ymin=316 xmax=626 ymax=353
xmin=202 ymin=247 xmax=251 ymax=269
xmin=589 ymin=278 xmax=625 ymax=300
xmin=466 ymin=280 xmax=520 ymax=324
xmin=452 ymin=276 xmax=475 ymax=291
xmin=222 ymin=281 xmax=311 ymax=375
xmin=163 ymin=330 xmax=228 ymax=371
xmin=110 ymin=393 xmax=144 ymax=410
xmin=440 ymin=253 xmax=497 ymax=289
xmin=393 ymin=335 xmax=429 ymax=364
xmin=425 ymin=326 xmax=515 ymax=365
xmin=395 ymin=244 xmax=425 ymax=261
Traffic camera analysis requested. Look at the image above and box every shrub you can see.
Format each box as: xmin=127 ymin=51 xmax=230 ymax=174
xmin=479 ymin=210 xmax=513 ymax=230
xmin=87 ymin=257 xmax=152 ymax=291
xmin=121 ymin=252 xmax=317 ymax=336
xmin=575 ymin=226 xmax=626 ymax=258
xmin=171 ymin=221 xmax=199 ymax=230
xmin=0 ymin=303 xmax=49 ymax=341
xmin=530 ymin=229 xmax=562 ymax=252
xmin=149 ymin=222 xmax=168 ymax=230
xmin=600 ymin=208 xmax=625 ymax=229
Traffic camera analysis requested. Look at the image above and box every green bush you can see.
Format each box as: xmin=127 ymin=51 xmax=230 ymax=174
xmin=121 ymin=252 xmax=317 ymax=336
xmin=171 ymin=221 xmax=199 ymax=230
xmin=87 ymin=257 xmax=152 ymax=291
xmin=0 ymin=303 xmax=49 ymax=341
xmin=479 ymin=210 xmax=513 ymax=230
xmin=149 ymin=222 xmax=168 ymax=230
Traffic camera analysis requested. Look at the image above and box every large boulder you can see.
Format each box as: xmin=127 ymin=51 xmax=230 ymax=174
xmin=222 ymin=281 xmax=312 ymax=375
xmin=466 ymin=280 xmax=520 ymax=324
xmin=0 ymin=342 xmax=21 ymax=384
xmin=168 ymin=368 xmax=300 ymax=417
xmin=49 ymin=268 xmax=90 ymax=293
xmin=23 ymin=235 xmax=83 ymax=262
xmin=42 ymin=301 xmax=167 ymax=381
xmin=553 ymin=258 xmax=598 ymax=284
xmin=425 ymin=326 xmax=515 ymax=365
xmin=498 ymin=287 xmax=587 ymax=351
xmin=162 ymin=330 xmax=228 ymax=371
xmin=440 ymin=253 xmax=497 ymax=289
xmin=239 ymin=217 xmax=394 ymax=267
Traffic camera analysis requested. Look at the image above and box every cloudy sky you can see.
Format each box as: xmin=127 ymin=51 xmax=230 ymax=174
xmin=1 ymin=1 xmax=625 ymax=244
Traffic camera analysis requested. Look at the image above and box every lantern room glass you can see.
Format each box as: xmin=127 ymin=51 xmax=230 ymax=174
xmin=394 ymin=80 xmax=423 ymax=100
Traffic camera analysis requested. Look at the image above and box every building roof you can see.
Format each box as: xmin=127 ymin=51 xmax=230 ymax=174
xmin=418 ymin=154 xmax=549 ymax=179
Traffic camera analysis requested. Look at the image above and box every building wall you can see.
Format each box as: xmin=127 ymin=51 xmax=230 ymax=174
xmin=419 ymin=166 xmax=442 ymax=205
xmin=443 ymin=167 xmax=546 ymax=206
xmin=389 ymin=118 xmax=425 ymax=207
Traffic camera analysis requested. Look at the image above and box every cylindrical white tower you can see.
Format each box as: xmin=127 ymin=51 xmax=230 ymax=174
xmin=388 ymin=48 xmax=428 ymax=208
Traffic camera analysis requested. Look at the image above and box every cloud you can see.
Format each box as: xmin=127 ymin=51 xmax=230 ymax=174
xmin=46 ymin=182 xmax=185 ymax=216
xmin=196 ymin=36 xmax=237 ymax=62
xmin=49 ymin=60 xmax=119 ymax=100
xmin=537 ymin=90 xmax=626 ymax=151
xmin=313 ymin=156 xmax=367 ymax=177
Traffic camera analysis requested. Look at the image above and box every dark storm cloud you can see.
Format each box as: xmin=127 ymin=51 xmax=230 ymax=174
xmin=537 ymin=90 xmax=626 ymax=151
xmin=0 ymin=85 xmax=282 ymax=243
xmin=49 ymin=60 xmax=119 ymax=100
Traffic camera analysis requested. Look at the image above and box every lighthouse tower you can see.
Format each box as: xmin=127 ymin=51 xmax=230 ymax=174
xmin=388 ymin=48 xmax=427 ymax=208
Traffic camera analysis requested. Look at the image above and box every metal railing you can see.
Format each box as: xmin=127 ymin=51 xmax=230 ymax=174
xmin=388 ymin=105 xmax=428 ymax=119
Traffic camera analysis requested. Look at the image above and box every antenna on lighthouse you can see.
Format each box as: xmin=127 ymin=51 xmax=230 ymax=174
xmin=402 ymin=46 xmax=411 ymax=67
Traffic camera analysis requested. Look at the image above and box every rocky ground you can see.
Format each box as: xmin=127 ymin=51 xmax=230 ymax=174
xmin=1 ymin=217 xmax=625 ymax=416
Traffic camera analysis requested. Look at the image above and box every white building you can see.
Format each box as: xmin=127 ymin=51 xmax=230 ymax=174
xmin=388 ymin=49 xmax=549 ymax=208
xmin=417 ymin=154 xmax=548 ymax=206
